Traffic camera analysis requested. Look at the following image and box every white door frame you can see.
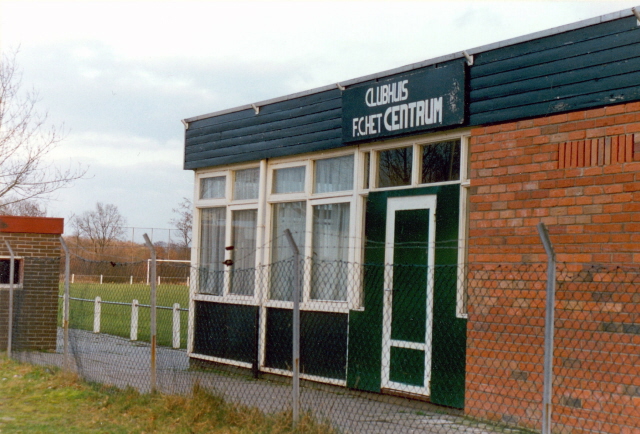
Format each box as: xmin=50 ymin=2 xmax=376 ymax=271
xmin=381 ymin=195 xmax=437 ymax=396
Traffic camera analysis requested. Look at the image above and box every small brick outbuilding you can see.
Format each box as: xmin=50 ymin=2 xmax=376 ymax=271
xmin=0 ymin=216 xmax=64 ymax=351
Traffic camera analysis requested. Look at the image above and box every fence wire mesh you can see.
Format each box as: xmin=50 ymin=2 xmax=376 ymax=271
xmin=3 ymin=252 xmax=639 ymax=434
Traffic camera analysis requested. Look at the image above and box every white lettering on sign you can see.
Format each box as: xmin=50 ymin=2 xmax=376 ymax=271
xmin=352 ymin=96 xmax=443 ymax=138
xmin=365 ymin=80 xmax=409 ymax=107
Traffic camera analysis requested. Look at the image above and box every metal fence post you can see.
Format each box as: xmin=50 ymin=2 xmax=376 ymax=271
xmin=93 ymin=296 xmax=102 ymax=333
xmin=283 ymin=229 xmax=300 ymax=427
xmin=172 ymin=303 xmax=180 ymax=349
xmin=59 ymin=237 xmax=71 ymax=371
xmin=4 ymin=241 xmax=14 ymax=358
xmin=143 ymin=233 xmax=157 ymax=393
xmin=537 ymin=222 xmax=556 ymax=434
xmin=131 ymin=299 xmax=139 ymax=341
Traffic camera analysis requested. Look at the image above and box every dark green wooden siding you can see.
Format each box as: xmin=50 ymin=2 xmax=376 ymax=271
xmin=184 ymin=90 xmax=342 ymax=170
xmin=192 ymin=301 xmax=258 ymax=365
xmin=469 ymin=15 xmax=640 ymax=125
xmin=185 ymin=15 xmax=640 ymax=170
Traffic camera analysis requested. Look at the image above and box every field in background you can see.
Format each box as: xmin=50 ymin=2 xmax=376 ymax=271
xmin=58 ymin=283 xmax=190 ymax=348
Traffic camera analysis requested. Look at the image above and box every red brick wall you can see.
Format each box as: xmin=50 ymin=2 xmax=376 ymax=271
xmin=0 ymin=232 xmax=62 ymax=351
xmin=468 ymin=101 xmax=640 ymax=265
xmin=465 ymin=102 xmax=640 ymax=433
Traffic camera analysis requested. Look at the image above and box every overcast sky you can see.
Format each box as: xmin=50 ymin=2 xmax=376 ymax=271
xmin=1 ymin=0 xmax=639 ymax=239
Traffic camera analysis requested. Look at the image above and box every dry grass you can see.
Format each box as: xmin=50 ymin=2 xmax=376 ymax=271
xmin=0 ymin=357 xmax=338 ymax=433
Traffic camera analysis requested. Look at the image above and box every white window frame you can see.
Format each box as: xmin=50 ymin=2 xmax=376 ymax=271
xmin=0 ymin=256 xmax=23 ymax=289
xmin=193 ymin=164 xmax=262 ymax=306
xmin=264 ymin=149 xmax=360 ymax=313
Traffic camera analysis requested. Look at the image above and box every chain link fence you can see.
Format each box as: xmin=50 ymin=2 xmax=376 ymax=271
xmin=3 ymin=240 xmax=639 ymax=433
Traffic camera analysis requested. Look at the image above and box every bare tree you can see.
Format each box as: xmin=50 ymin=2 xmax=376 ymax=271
xmin=0 ymin=50 xmax=85 ymax=208
xmin=0 ymin=199 xmax=47 ymax=217
xmin=72 ymin=202 xmax=127 ymax=255
xmin=169 ymin=197 xmax=192 ymax=250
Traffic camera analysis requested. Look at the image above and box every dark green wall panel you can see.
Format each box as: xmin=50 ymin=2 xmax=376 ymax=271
xmin=347 ymin=184 xmax=467 ymax=409
xmin=390 ymin=347 xmax=425 ymax=387
xmin=193 ymin=301 xmax=258 ymax=365
xmin=264 ymin=308 xmax=348 ymax=380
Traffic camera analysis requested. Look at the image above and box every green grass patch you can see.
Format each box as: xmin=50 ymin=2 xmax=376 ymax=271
xmin=58 ymin=283 xmax=190 ymax=348
xmin=0 ymin=357 xmax=337 ymax=433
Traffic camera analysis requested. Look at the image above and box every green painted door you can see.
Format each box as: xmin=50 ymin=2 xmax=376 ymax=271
xmin=381 ymin=195 xmax=436 ymax=396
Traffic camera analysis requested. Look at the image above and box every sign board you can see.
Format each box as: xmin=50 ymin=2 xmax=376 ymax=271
xmin=342 ymin=62 xmax=465 ymax=143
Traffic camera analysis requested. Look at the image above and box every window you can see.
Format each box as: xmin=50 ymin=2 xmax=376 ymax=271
xmin=378 ymin=147 xmax=412 ymax=187
xmin=234 ymin=168 xmax=259 ymax=200
xmin=362 ymin=152 xmax=370 ymax=189
xmin=315 ymin=156 xmax=354 ymax=193
xmin=273 ymin=166 xmax=305 ymax=194
xmin=311 ymin=202 xmax=350 ymax=301
xmin=0 ymin=258 xmax=21 ymax=286
xmin=200 ymin=176 xmax=226 ymax=199
xmin=196 ymin=167 xmax=260 ymax=298
xmin=268 ymin=154 xmax=356 ymax=306
xmin=270 ymin=201 xmax=306 ymax=301
xmin=198 ymin=207 xmax=226 ymax=295
xmin=229 ymin=209 xmax=257 ymax=296
xmin=421 ymin=139 xmax=460 ymax=183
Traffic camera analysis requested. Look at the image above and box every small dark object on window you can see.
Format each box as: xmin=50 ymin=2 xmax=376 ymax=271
xmin=225 ymin=245 xmax=234 ymax=251
xmin=223 ymin=259 xmax=234 ymax=266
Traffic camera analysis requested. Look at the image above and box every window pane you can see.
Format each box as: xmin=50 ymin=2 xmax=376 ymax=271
xmin=363 ymin=152 xmax=371 ymax=189
xmin=230 ymin=209 xmax=257 ymax=296
xmin=378 ymin=147 xmax=412 ymax=188
xmin=422 ymin=139 xmax=461 ymax=184
xmin=0 ymin=259 xmax=20 ymax=284
xmin=200 ymin=176 xmax=226 ymax=199
xmin=312 ymin=203 xmax=350 ymax=301
xmin=270 ymin=201 xmax=306 ymax=301
xmin=273 ymin=167 xmax=305 ymax=194
xmin=234 ymin=168 xmax=260 ymax=200
xmin=199 ymin=208 xmax=226 ymax=295
xmin=315 ymin=155 xmax=354 ymax=193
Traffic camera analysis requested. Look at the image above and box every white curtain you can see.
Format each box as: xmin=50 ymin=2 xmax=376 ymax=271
xmin=315 ymin=155 xmax=354 ymax=193
xmin=270 ymin=201 xmax=306 ymax=301
xmin=311 ymin=203 xmax=350 ymax=301
xmin=200 ymin=176 xmax=226 ymax=199
xmin=230 ymin=209 xmax=257 ymax=296
xmin=199 ymin=207 xmax=226 ymax=295
xmin=273 ymin=166 xmax=305 ymax=194
xmin=234 ymin=168 xmax=259 ymax=200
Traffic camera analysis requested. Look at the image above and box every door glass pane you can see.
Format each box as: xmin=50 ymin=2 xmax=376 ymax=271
xmin=421 ymin=139 xmax=461 ymax=184
xmin=379 ymin=147 xmax=412 ymax=188
xmin=199 ymin=207 xmax=226 ymax=295
xmin=391 ymin=208 xmax=429 ymax=342
xmin=273 ymin=167 xmax=305 ymax=194
xmin=315 ymin=155 xmax=354 ymax=193
xmin=200 ymin=176 xmax=226 ymax=199
xmin=230 ymin=209 xmax=257 ymax=296
xmin=234 ymin=168 xmax=260 ymax=200
xmin=270 ymin=201 xmax=306 ymax=301
xmin=311 ymin=203 xmax=350 ymax=301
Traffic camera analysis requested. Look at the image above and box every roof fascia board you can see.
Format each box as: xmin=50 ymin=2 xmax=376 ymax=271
xmin=182 ymin=6 xmax=638 ymax=125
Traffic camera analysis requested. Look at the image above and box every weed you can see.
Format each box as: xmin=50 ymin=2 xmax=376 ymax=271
xmin=0 ymin=357 xmax=338 ymax=433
